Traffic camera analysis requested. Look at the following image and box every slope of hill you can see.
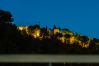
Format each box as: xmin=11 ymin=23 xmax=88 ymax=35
xmin=0 ymin=9 xmax=99 ymax=54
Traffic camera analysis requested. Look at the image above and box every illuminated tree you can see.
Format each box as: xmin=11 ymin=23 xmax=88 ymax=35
xmin=28 ymin=24 xmax=40 ymax=33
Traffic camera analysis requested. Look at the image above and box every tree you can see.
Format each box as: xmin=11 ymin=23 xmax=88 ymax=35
xmin=33 ymin=24 xmax=40 ymax=29
xmin=0 ymin=10 xmax=13 ymax=23
xmin=53 ymin=24 xmax=57 ymax=29
xmin=28 ymin=24 xmax=40 ymax=34
xmin=40 ymin=27 xmax=49 ymax=37
xmin=62 ymin=28 xmax=70 ymax=32
xmin=0 ymin=10 xmax=33 ymax=53
xmin=80 ymin=36 xmax=89 ymax=43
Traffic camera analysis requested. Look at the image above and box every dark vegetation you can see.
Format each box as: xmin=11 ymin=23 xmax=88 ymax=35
xmin=0 ymin=9 xmax=99 ymax=54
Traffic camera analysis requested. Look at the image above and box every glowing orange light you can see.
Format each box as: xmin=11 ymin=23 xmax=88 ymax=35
xmin=54 ymin=29 xmax=60 ymax=34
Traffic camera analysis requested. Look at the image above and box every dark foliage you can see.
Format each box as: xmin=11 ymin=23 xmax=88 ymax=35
xmin=0 ymin=9 xmax=99 ymax=54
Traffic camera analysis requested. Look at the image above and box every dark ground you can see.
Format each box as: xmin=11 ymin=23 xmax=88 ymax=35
xmin=0 ymin=63 xmax=99 ymax=66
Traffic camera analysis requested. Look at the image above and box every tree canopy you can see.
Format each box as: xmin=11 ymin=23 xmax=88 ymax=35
xmin=0 ymin=10 xmax=13 ymax=23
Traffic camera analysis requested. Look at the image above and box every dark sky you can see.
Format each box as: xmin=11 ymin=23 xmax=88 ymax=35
xmin=0 ymin=0 xmax=99 ymax=38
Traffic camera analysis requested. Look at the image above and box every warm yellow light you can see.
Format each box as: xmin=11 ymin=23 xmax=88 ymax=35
xmin=58 ymin=37 xmax=65 ymax=43
xmin=62 ymin=37 xmax=65 ymax=43
xmin=84 ymin=43 xmax=89 ymax=48
xmin=31 ymin=29 xmax=40 ymax=38
xmin=36 ymin=30 xmax=40 ymax=37
xmin=54 ymin=29 xmax=60 ymax=34
xmin=17 ymin=26 xmax=28 ymax=31
xmin=70 ymin=36 xmax=75 ymax=44
xmin=18 ymin=27 xmax=24 ymax=30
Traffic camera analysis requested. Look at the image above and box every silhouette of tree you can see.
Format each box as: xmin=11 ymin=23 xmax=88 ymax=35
xmin=62 ymin=28 xmax=70 ymax=32
xmin=80 ymin=36 xmax=89 ymax=43
xmin=0 ymin=10 xmax=13 ymax=23
xmin=0 ymin=10 xmax=15 ymax=53
xmin=53 ymin=24 xmax=57 ymax=29
xmin=33 ymin=24 xmax=40 ymax=29
xmin=0 ymin=10 xmax=33 ymax=53
xmin=28 ymin=24 xmax=40 ymax=34
xmin=40 ymin=27 xmax=49 ymax=37
xmin=1 ymin=9 xmax=99 ymax=54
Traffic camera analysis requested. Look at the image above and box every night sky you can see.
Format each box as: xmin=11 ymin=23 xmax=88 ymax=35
xmin=0 ymin=0 xmax=99 ymax=38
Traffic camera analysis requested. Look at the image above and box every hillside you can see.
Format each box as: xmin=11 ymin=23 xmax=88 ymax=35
xmin=17 ymin=24 xmax=99 ymax=49
xmin=0 ymin=9 xmax=99 ymax=54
